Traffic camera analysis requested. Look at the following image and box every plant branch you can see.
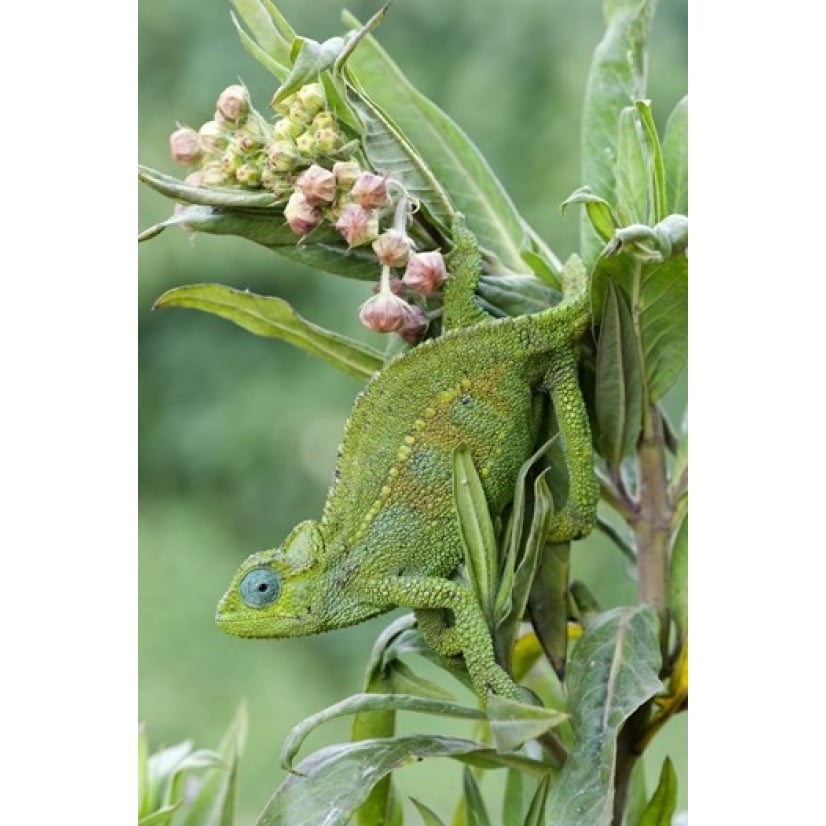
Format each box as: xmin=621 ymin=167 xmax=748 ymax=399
xmin=596 ymin=467 xmax=638 ymax=522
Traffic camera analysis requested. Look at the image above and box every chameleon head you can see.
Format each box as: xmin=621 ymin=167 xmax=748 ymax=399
xmin=215 ymin=519 xmax=327 ymax=638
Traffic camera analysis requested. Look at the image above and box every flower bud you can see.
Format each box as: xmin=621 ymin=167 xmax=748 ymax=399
xmin=169 ymin=127 xmax=202 ymax=165
xmin=333 ymin=160 xmax=362 ymax=190
xmin=335 ymin=204 xmax=380 ymax=247
xmin=201 ymin=163 xmax=227 ymax=186
xmin=371 ymin=274 xmax=406 ymax=297
xmin=403 ymin=250 xmax=447 ymax=295
xmin=267 ymin=140 xmax=299 ymax=172
xmin=297 ymin=83 xmax=326 ymax=115
xmin=220 ymin=149 xmax=242 ymax=177
xmin=273 ymin=117 xmax=303 ymax=141
xmin=312 ymin=111 xmax=335 ymax=131
xmin=295 ymin=131 xmax=316 ymax=156
xmin=235 ymin=162 xmax=262 ymax=187
xmin=198 ymin=120 xmax=228 ymax=154
xmin=271 ymin=92 xmax=295 ymax=117
xmin=358 ymin=292 xmax=413 ymax=333
xmin=372 ymin=230 xmax=411 ymax=268
xmin=288 ymin=101 xmax=313 ymax=128
xmin=285 ymin=189 xmax=321 ymax=235
xmin=350 ymin=172 xmax=390 ymax=209
xmin=296 ymin=164 xmax=337 ymax=205
xmin=216 ymin=84 xmax=249 ymax=124
xmin=314 ymin=127 xmax=340 ymax=154
xmin=397 ymin=304 xmax=429 ymax=344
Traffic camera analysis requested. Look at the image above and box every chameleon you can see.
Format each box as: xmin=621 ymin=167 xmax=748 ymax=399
xmin=216 ymin=219 xmax=598 ymax=701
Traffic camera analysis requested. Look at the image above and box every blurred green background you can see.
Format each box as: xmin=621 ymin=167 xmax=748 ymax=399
xmin=138 ymin=0 xmax=687 ymax=821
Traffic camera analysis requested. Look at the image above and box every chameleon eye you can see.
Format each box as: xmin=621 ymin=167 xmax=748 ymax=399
xmin=239 ymin=568 xmax=282 ymax=608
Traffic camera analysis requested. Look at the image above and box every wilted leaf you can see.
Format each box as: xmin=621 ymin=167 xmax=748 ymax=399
xmin=543 ymin=606 xmax=663 ymax=825
xmin=560 ymin=187 xmax=619 ymax=243
xmin=153 ymin=284 xmax=383 ymax=381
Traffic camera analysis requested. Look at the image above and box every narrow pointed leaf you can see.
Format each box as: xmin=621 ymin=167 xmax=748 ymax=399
xmin=389 ymin=660 xmax=455 ymax=700
xmin=231 ymin=11 xmax=290 ymax=81
xmin=153 ymin=284 xmax=382 ymax=381
xmin=663 ymin=97 xmax=688 ymax=216
xmin=527 ymin=541 xmax=571 ymax=680
xmin=668 ymin=516 xmax=688 ymax=644
xmin=272 ymin=36 xmax=345 ymax=105
xmin=543 ymin=606 xmax=663 ymax=825
xmin=231 ymin=0 xmax=293 ymax=66
xmin=411 ymin=798 xmax=448 ymax=826
xmin=624 ymin=759 xmax=648 ymax=826
xmin=453 ymin=446 xmax=499 ymax=623
xmin=281 ymin=694 xmax=484 ymax=771
xmin=595 ymin=279 xmax=643 ymax=468
xmin=635 ymin=100 xmax=667 ymax=224
xmin=503 ymin=769 xmax=525 ymax=826
xmin=524 ymin=774 xmax=551 ymax=826
xmin=342 ymin=12 xmax=540 ymax=274
xmin=138 ymin=166 xmax=278 ymax=208
xmin=486 ymin=695 xmax=568 ymax=753
xmin=638 ymin=758 xmax=677 ymax=826
xmin=139 ymin=802 xmax=182 ymax=826
xmin=259 ymin=736 xmax=543 ymax=826
xmin=615 ymin=106 xmax=649 ymax=226
xmin=463 ymin=767 xmax=492 ymax=826
xmin=580 ymin=0 xmax=657 ymax=266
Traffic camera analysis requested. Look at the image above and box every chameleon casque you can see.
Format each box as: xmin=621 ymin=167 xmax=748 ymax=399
xmin=216 ymin=220 xmax=598 ymax=701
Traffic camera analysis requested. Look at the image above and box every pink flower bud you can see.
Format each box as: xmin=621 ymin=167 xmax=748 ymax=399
xmin=285 ymin=189 xmax=321 ymax=235
xmin=216 ymin=84 xmax=249 ymax=124
xmin=169 ymin=127 xmax=202 ymax=165
xmin=296 ymin=164 xmax=337 ymax=205
xmin=335 ymin=204 xmax=380 ymax=247
xmin=403 ymin=250 xmax=448 ymax=296
xmin=371 ymin=274 xmax=406 ymax=297
xmin=397 ymin=304 xmax=429 ymax=344
xmin=372 ymin=230 xmax=411 ymax=268
xmin=333 ymin=161 xmax=362 ymax=190
xmin=359 ymin=292 xmax=413 ymax=333
xmin=350 ymin=172 xmax=390 ymax=209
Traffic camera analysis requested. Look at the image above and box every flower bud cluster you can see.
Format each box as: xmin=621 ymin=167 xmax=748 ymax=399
xmin=168 ymin=82 xmax=452 ymax=344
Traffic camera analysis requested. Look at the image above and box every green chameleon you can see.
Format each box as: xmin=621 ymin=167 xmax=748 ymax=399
xmin=216 ymin=221 xmax=598 ymax=701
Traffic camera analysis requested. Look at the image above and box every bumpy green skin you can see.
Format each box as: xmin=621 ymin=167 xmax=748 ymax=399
xmin=216 ymin=219 xmax=598 ymax=701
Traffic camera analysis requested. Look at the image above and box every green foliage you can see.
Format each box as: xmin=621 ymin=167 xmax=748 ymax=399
xmin=139 ymin=0 xmax=686 ymax=823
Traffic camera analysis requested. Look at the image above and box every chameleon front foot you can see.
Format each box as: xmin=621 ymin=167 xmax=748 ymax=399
xmin=372 ymin=576 xmax=521 ymax=702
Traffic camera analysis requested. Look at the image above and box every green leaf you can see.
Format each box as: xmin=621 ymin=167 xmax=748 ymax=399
xmin=182 ymin=702 xmax=248 ymax=826
xmin=231 ymin=0 xmax=294 ymax=67
xmin=543 ymin=606 xmax=663 ymax=825
xmin=476 ymin=276 xmax=561 ymax=319
xmin=560 ymin=187 xmax=619 ymax=243
xmin=138 ymin=165 xmax=279 ymax=209
xmin=231 ymin=11 xmax=289 ymax=81
xmin=453 ymin=446 xmax=499 ymax=624
xmin=595 ymin=279 xmax=643 ymax=468
xmin=615 ymin=106 xmax=649 ymax=226
xmin=624 ymin=759 xmax=648 ymax=826
xmin=523 ymin=774 xmax=551 ymax=826
xmin=662 ymin=97 xmax=688 ymax=216
xmin=527 ymin=541 xmax=570 ymax=680
xmin=636 ymin=254 xmax=687 ymax=402
xmin=462 ymin=767 xmax=492 ymax=826
xmin=486 ymin=695 xmax=568 ymax=753
xmin=635 ymin=100 xmax=667 ymax=224
xmin=281 ymin=694 xmax=485 ymax=771
xmin=139 ymin=803 xmax=183 ymax=826
xmin=411 ymin=798 xmax=448 ymax=826
xmin=580 ymin=0 xmax=656 ymax=266
xmin=138 ymin=724 xmax=150 ymax=818
xmin=638 ymin=758 xmax=678 ymax=826
xmin=668 ymin=516 xmax=688 ymax=644
xmin=259 ymin=736 xmax=546 ymax=826
xmin=272 ymin=35 xmax=345 ymax=105
xmin=342 ymin=11 xmax=543 ymax=275
xmin=502 ymin=769 xmax=525 ymax=826
xmin=153 ymin=284 xmax=382 ymax=381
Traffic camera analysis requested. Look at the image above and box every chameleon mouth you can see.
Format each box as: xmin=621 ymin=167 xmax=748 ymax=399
xmin=215 ymin=610 xmax=305 ymax=638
